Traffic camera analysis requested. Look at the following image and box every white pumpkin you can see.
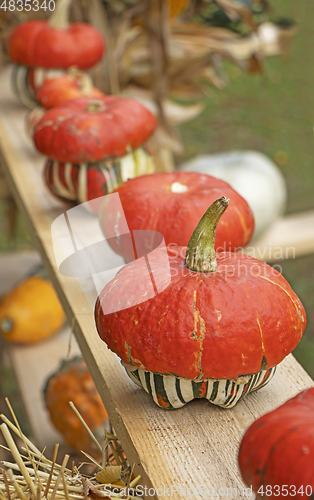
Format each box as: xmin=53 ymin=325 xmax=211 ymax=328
xmin=179 ymin=150 xmax=287 ymax=240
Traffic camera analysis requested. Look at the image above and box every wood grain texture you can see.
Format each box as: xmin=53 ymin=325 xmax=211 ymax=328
xmin=245 ymin=210 xmax=314 ymax=262
xmin=0 ymin=67 xmax=313 ymax=500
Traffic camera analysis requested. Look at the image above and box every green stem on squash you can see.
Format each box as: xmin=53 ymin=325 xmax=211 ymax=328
xmin=48 ymin=0 xmax=72 ymax=30
xmin=185 ymin=196 xmax=229 ymax=273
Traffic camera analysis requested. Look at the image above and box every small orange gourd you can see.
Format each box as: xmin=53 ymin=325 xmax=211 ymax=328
xmin=0 ymin=276 xmax=65 ymax=344
xmin=44 ymin=357 xmax=109 ymax=454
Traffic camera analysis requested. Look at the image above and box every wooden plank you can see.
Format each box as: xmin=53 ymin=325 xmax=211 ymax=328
xmin=245 ymin=210 xmax=314 ymax=262
xmin=0 ymin=66 xmax=313 ymax=500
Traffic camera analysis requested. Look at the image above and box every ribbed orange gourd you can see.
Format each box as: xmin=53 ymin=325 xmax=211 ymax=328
xmin=239 ymin=388 xmax=314 ymax=499
xmin=0 ymin=276 xmax=65 ymax=344
xmin=95 ymin=198 xmax=306 ymax=409
xmin=44 ymin=357 xmax=109 ymax=453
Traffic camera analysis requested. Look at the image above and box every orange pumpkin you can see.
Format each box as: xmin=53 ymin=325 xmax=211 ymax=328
xmin=26 ymin=71 xmax=106 ymax=137
xmin=95 ymin=198 xmax=306 ymax=409
xmin=35 ymin=71 xmax=105 ymax=110
xmin=0 ymin=276 xmax=65 ymax=344
xmin=239 ymin=388 xmax=314 ymax=499
xmin=33 ymin=96 xmax=157 ymax=212
xmin=9 ymin=0 xmax=105 ymax=108
xmin=44 ymin=357 xmax=109 ymax=454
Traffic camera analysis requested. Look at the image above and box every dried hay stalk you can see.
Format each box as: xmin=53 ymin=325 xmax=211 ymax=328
xmin=0 ymin=401 xmax=141 ymax=500
xmin=93 ymin=0 xmax=295 ymax=167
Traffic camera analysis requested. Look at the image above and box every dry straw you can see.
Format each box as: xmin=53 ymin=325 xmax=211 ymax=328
xmin=0 ymin=400 xmax=142 ymax=500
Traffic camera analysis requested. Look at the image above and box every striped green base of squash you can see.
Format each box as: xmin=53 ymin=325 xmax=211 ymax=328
xmin=44 ymin=146 xmax=155 ymax=210
xmin=123 ymin=362 xmax=276 ymax=409
xmin=12 ymin=65 xmax=64 ymax=109
xmin=12 ymin=65 xmax=37 ymax=109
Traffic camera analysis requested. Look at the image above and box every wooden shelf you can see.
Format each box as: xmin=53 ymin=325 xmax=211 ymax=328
xmin=245 ymin=210 xmax=314 ymax=262
xmin=0 ymin=66 xmax=313 ymax=500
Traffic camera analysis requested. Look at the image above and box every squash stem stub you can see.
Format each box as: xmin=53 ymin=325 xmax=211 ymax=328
xmin=185 ymin=196 xmax=229 ymax=273
xmin=85 ymin=100 xmax=106 ymax=113
xmin=48 ymin=0 xmax=72 ymax=30
xmin=68 ymin=67 xmax=94 ymax=95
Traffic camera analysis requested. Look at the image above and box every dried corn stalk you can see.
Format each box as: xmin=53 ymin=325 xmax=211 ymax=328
xmin=88 ymin=0 xmax=296 ymax=168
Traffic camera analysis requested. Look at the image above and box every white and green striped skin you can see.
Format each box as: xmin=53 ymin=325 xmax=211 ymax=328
xmin=75 ymin=147 xmax=155 ymax=208
xmin=12 ymin=65 xmax=64 ymax=109
xmin=46 ymin=146 xmax=155 ymax=211
xmin=123 ymin=362 xmax=277 ymax=409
